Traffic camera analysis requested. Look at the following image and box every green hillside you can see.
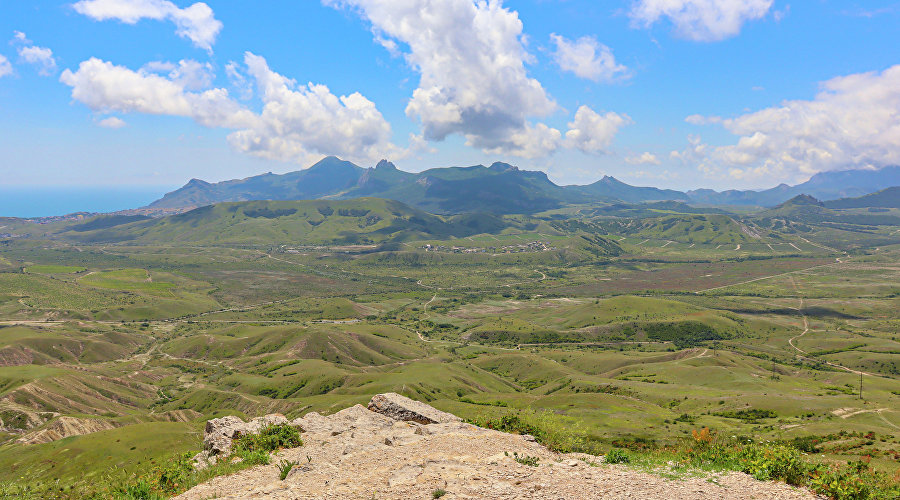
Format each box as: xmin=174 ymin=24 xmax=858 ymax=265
xmin=58 ymin=199 xmax=526 ymax=246
xmin=609 ymin=214 xmax=766 ymax=245
xmin=824 ymin=186 xmax=900 ymax=209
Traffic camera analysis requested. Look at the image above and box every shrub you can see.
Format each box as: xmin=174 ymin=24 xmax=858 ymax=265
xmin=432 ymin=488 xmax=447 ymax=498
xmin=233 ymin=424 xmax=302 ymax=454
xmin=605 ymin=448 xmax=631 ymax=464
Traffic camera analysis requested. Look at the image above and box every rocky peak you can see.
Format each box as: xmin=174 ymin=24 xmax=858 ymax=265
xmin=488 ymin=161 xmax=519 ymax=172
xmin=375 ymin=159 xmax=397 ymax=170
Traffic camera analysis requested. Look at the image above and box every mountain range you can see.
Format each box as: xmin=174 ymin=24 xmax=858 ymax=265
xmin=148 ymin=157 xmax=900 ymax=215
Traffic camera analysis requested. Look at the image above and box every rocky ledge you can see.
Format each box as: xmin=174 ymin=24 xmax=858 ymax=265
xmin=179 ymin=393 xmax=816 ymax=500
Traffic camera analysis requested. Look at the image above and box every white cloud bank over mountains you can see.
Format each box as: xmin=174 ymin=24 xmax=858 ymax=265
xmin=73 ymin=0 xmax=222 ymax=51
xmin=54 ymin=0 xmax=900 ymax=185
xmin=685 ymin=64 xmax=900 ymax=182
xmin=630 ymin=0 xmax=773 ymax=41
xmin=61 ymin=0 xmax=632 ymax=166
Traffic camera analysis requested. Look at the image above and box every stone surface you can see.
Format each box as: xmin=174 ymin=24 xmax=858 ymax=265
xmin=367 ymin=392 xmax=461 ymax=424
xmin=177 ymin=395 xmax=818 ymax=500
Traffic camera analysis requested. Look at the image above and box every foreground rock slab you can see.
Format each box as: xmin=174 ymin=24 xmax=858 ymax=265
xmin=367 ymin=392 xmax=461 ymax=424
xmin=177 ymin=395 xmax=816 ymax=500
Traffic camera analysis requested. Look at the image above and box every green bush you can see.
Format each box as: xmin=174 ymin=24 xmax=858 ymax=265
xmin=604 ymin=448 xmax=630 ymax=464
xmin=235 ymin=450 xmax=271 ymax=466
xmin=233 ymin=424 xmax=302 ymax=454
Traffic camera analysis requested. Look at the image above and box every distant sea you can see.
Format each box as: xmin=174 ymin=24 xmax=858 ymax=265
xmin=0 ymin=186 xmax=175 ymax=218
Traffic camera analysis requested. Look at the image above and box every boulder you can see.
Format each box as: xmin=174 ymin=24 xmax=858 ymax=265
xmin=367 ymin=393 xmax=460 ymax=425
xmin=203 ymin=415 xmax=246 ymax=455
xmin=202 ymin=413 xmax=289 ymax=456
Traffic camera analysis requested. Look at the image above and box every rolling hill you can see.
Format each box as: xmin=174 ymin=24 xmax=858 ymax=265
xmin=824 ymin=186 xmax=900 ymax=209
xmin=54 ymin=199 xmax=620 ymax=258
xmin=755 ymin=194 xmax=900 ymax=226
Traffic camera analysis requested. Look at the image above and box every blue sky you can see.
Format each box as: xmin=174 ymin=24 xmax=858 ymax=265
xmin=1 ymin=0 xmax=899 ymax=191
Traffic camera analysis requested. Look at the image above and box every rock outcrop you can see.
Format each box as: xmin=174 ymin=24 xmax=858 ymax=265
xmin=194 ymin=413 xmax=290 ymax=467
xmin=367 ymin=392 xmax=460 ymax=424
xmin=178 ymin=394 xmax=816 ymax=500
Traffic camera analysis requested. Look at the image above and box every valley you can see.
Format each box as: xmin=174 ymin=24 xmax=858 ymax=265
xmin=1 ymin=194 xmax=899 ymax=497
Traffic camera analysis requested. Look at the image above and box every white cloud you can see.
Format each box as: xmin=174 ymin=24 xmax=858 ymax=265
xmin=225 ymin=61 xmax=253 ymax=100
xmin=142 ymin=59 xmax=214 ymax=90
xmin=60 ymin=54 xmax=403 ymax=166
xmin=625 ymin=152 xmax=661 ymax=165
xmin=12 ymin=31 xmax=30 ymax=44
xmin=670 ymin=134 xmax=709 ymax=162
xmin=565 ymin=105 xmax=631 ymax=154
xmin=698 ymin=64 xmax=900 ymax=182
xmin=0 ymin=55 xmax=11 ymax=78
xmin=550 ymin=34 xmax=629 ymax=83
xmin=629 ymin=0 xmax=773 ymax=42
xmin=685 ymin=114 xmax=721 ymax=125
xmin=60 ymin=57 xmax=249 ymax=128
xmin=72 ymin=0 xmax=222 ymax=51
xmin=325 ymin=0 xmax=561 ymax=158
xmin=18 ymin=45 xmax=57 ymax=76
xmin=97 ymin=116 xmax=126 ymax=128
xmin=227 ymin=52 xmax=401 ymax=166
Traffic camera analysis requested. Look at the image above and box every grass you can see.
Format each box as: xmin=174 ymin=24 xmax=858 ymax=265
xmin=475 ymin=411 xmax=900 ymax=499
xmin=24 ymin=265 xmax=86 ymax=274
xmin=0 ymin=212 xmax=899 ymax=497
xmin=276 ymin=459 xmax=298 ymax=480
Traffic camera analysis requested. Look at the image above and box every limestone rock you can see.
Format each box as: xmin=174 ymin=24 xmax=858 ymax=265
xmin=203 ymin=415 xmax=246 ymax=455
xmin=202 ymin=413 xmax=290 ymax=456
xmin=177 ymin=397 xmax=818 ymax=500
xmin=367 ymin=393 xmax=460 ymax=425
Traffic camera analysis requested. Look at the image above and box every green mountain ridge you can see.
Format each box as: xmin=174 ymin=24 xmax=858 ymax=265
xmin=824 ymin=186 xmax=900 ymax=209
xmin=146 ymin=158 xmax=696 ymax=215
xmin=147 ymin=157 xmax=900 ymax=214
xmin=52 ymin=198 xmax=620 ymax=258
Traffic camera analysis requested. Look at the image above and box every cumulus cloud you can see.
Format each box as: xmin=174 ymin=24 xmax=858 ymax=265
xmin=72 ymin=0 xmax=222 ymax=51
xmin=629 ymin=0 xmax=773 ymax=42
xmin=142 ymin=59 xmax=214 ymax=90
xmin=60 ymin=53 xmax=403 ymax=165
xmin=227 ymin=53 xmax=401 ymax=165
xmin=550 ymin=34 xmax=629 ymax=83
xmin=12 ymin=31 xmax=30 ymax=44
xmin=10 ymin=31 xmax=57 ymax=76
xmin=0 ymin=55 xmax=11 ymax=78
xmin=97 ymin=116 xmax=126 ymax=128
xmin=670 ymin=134 xmax=709 ymax=162
xmin=565 ymin=105 xmax=631 ymax=154
xmin=325 ymin=0 xmax=561 ymax=158
xmin=60 ymin=57 xmax=251 ymax=128
xmin=18 ymin=45 xmax=57 ymax=76
xmin=625 ymin=152 xmax=661 ymax=165
xmin=694 ymin=64 xmax=900 ymax=182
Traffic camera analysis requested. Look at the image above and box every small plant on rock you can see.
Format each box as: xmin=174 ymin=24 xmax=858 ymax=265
xmin=276 ymin=459 xmax=299 ymax=480
xmin=237 ymin=450 xmax=271 ymax=466
xmin=506 ymin=451 xmax=540 ymax=466
xmin=432 ymin=488 xmax=447 ymax=498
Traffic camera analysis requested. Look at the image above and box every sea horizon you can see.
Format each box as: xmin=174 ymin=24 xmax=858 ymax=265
xmin=0 ymin=186 xmax=176 ymax=218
